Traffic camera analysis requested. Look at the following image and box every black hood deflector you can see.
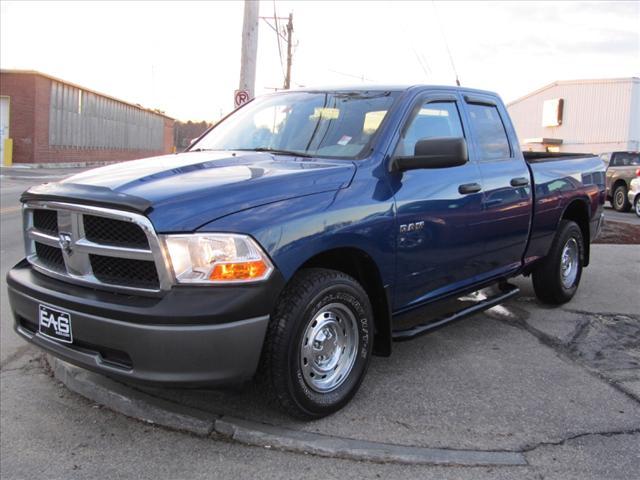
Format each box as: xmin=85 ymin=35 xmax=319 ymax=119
xmin=21 ymin=182 xmax=152 ymax=213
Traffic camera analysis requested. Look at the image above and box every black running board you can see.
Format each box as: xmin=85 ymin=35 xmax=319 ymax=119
xmin=392 ymin=284 xmax=520 ymax=341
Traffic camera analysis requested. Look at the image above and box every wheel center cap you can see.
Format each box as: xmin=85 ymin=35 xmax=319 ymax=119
xmin=313 ymin=327 xmax=338 ymax=362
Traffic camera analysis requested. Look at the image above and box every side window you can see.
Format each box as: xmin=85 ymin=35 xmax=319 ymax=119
xmin=613 ymin=152 xmax=640 ymax=166
xmin=396 ymin=101 xmax=464 ymax=157
xmin=467 ymin=103 xmax=511 ymax=160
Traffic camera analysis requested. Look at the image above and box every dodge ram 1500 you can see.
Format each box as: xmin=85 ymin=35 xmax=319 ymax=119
xmin=8 ymin=86 xmax=605 ymax=418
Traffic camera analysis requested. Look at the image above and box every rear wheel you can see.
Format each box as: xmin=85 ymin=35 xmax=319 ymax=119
xmin=261 ymin=268 xmax=373 ymax=419
xmin=612 ymin=184 xmax=631 ymax=212
xmin=635 ymin=196 xmax=640 ymax=218
xmin=532 ymin=220 xmax=585 ymax=305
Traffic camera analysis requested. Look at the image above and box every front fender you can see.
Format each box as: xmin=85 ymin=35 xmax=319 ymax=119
xmin=198 ymin=190 xmax=396 ymax=286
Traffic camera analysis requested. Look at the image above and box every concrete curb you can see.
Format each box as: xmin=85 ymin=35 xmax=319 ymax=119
xmin=50 ymin=356 xmax=527 ymax=467
xmin=214 ymin=417 xmax=527 ymax=466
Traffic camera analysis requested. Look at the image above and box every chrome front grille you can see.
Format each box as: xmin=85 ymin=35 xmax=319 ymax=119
xmin=23 ymin=202 xmax=172 ymax=294
xmin=83 ymin=214 xmax=150 ymax=249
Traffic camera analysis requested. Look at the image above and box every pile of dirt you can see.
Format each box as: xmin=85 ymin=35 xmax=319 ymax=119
xmin=593 ymin=220 xmax=640 ymax=245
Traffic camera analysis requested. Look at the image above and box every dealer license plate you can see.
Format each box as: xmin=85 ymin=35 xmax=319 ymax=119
xmin=38 ymin=304 xmax=73 ymax=343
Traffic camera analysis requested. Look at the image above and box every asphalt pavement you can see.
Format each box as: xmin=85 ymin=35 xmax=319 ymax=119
xmin=1 ymin=167 xmax=639 ymax=479
xmin=604 ymin=203 xmax=640 ymax=225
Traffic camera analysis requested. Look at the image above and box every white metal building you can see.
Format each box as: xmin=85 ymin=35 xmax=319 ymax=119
xmin=507 ymin=78 xmax=639 ymax=154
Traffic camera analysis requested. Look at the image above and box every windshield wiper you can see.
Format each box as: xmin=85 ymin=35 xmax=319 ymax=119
xmin=236 ymin=148 xmax=313 ymax=158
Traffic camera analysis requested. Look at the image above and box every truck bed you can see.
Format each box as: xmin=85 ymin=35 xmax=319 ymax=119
xmin=524 ymin=153 xmax=606 ymax=265
xmin=523 ymin=151 xmax=595 ymax=163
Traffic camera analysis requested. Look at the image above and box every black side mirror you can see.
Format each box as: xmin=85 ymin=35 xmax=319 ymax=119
xmin=392 ymin=137 xmax=468 ymax=171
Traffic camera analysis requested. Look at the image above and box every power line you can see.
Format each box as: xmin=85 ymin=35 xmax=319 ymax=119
xmin=403 ymin=25 xmax=431 ymax=81
xmin=432 ymin=1 xmax=460 ymax=86
xmin=412 ymin=45 xmax=431 ymax=79
xmin=328 ymin=69 xmax=377 ymax=83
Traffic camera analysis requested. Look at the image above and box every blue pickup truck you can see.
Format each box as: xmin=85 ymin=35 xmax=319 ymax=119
xmin=8 ymin=86 xmax=605 ymax=418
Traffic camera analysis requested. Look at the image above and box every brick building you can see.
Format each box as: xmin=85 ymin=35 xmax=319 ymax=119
xmin=0 ymin=70 xmax=175 ymax=165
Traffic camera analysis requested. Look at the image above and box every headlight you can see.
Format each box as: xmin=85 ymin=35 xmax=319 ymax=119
xmin=162 ymin=233 xmax=274 ymax=284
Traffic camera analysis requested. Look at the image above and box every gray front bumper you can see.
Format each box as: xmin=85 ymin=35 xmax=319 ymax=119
xmin=10 ymin=283 xmax=269 ymax=386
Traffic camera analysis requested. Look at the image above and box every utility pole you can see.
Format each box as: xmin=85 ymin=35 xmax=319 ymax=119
xmin=284 ymin=13 xmax=293 ymax=90
xmin=260 ymin=10 xmax=294 ymax=90
xmin=239 ymin=0 xmax=259 ymax=99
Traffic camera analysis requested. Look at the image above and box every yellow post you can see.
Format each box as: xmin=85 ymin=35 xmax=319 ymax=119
xmin=3 ymin=138 xmax=12 ymax=166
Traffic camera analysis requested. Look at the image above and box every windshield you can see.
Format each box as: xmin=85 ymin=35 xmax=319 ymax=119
xmin=191 ymin=91 xmax=399 ymax=159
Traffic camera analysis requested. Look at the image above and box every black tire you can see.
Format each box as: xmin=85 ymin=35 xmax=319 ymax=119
xmin=635 ymin=196 xmax=640 ymax=218
xmin=532 ymin=220 xmax=585 ymax=305
xmin=612 ymin=184 xmax=631 ymax=212
xmin=261 ymin=268 xmax=373 ymax=419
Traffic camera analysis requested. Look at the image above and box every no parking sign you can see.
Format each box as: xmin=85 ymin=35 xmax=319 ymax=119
xmin=234 ymin=90 xmax=250 ymax=108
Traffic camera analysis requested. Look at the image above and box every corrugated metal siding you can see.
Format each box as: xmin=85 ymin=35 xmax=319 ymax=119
xmin=628 ymin=80 xmax=640 ymax=151
xmin=507 ymin=78 xmax=638 ymax=153
xmin=49 ymin=81 xmax=164 ymax=150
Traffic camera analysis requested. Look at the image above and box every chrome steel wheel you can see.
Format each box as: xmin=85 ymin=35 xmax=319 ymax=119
xmin=300 ymin=303 xmax=359 ymax=393
xmin=560 ymin=237 xmax=579 ymax=289
xmin=635 ymin=198 xmax=640 ymax=217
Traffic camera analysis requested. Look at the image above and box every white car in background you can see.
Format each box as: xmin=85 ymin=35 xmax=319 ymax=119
xmin=628 ymin=177 xmax=640 ymax=217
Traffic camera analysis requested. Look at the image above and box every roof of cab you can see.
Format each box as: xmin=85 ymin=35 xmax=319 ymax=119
xmin=283 ymin=84 xmax=501 ymax=98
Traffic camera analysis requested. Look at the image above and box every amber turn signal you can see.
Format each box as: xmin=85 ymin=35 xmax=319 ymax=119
xmin=209 ymin=260 xmax=270 ymax=281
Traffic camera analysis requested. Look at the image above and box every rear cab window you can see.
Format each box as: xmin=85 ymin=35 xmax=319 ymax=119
xmin=466 ymin=103 xmax=511 ymax=160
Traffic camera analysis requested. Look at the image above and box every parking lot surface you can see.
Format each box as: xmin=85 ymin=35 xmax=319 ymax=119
xmin=604 ymin=203 xmax=640 ymax=225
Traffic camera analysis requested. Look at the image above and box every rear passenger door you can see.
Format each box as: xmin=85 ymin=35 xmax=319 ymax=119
xmin=463 ymin=95 xmax=533 ymax=277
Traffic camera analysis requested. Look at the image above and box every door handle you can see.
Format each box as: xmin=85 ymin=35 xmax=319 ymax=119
xmin=458 ymin=183 xmax=482 ymax=194
xmin=510 ymin=177 xmax=530 ymax=187
xmin=485 ymin=199 xmax=503 ymax=208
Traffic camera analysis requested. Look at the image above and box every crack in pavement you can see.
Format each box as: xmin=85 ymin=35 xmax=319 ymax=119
xmin=561 ymin=308 xmax=640 ymax=320
xmin=565 ymin=317 xmax=591 ymax=345
xmin=519 ymin=428 xmax=640 ymax=454
xmin=491 ymin=303 xmax=640 ymax=407
xmin=0 ymin=344 xmax=35 ymax=371
xmin=513 ymin=296 xmax=640 ymax=320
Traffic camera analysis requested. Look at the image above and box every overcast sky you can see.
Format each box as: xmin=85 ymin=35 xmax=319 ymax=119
xmin=1 ymin=1 xmax=638 ymax=121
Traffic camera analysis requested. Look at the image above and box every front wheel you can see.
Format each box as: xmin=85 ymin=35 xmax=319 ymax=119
xmin=635 ymin=196 xmax=640 ymax=218
xmin=261 ymin=268 xmax=373 ymax=419
xmin=532 ymin=220 xmax=585 ymax=305
xmin=613 ymin=184 xmax=631 ymax=212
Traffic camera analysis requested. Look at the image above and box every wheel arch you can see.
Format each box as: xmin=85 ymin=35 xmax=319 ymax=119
xmin=612 ymin=178 xmax=628 ymax=191
xmin=608 ymin=178 xmax=627 ymax=200
xmin=294 ymin=247 xmax=392 ymax=357
xmin=560 ymin=198 xmax=591 ymax=266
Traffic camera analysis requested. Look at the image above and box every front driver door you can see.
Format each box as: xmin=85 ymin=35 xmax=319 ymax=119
xmin=391 ymin=94 xmax=486 ymax=311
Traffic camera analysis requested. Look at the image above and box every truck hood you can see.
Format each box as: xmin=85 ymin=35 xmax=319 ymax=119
xmin=31 ymin=151 xmax=356 ymax=232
